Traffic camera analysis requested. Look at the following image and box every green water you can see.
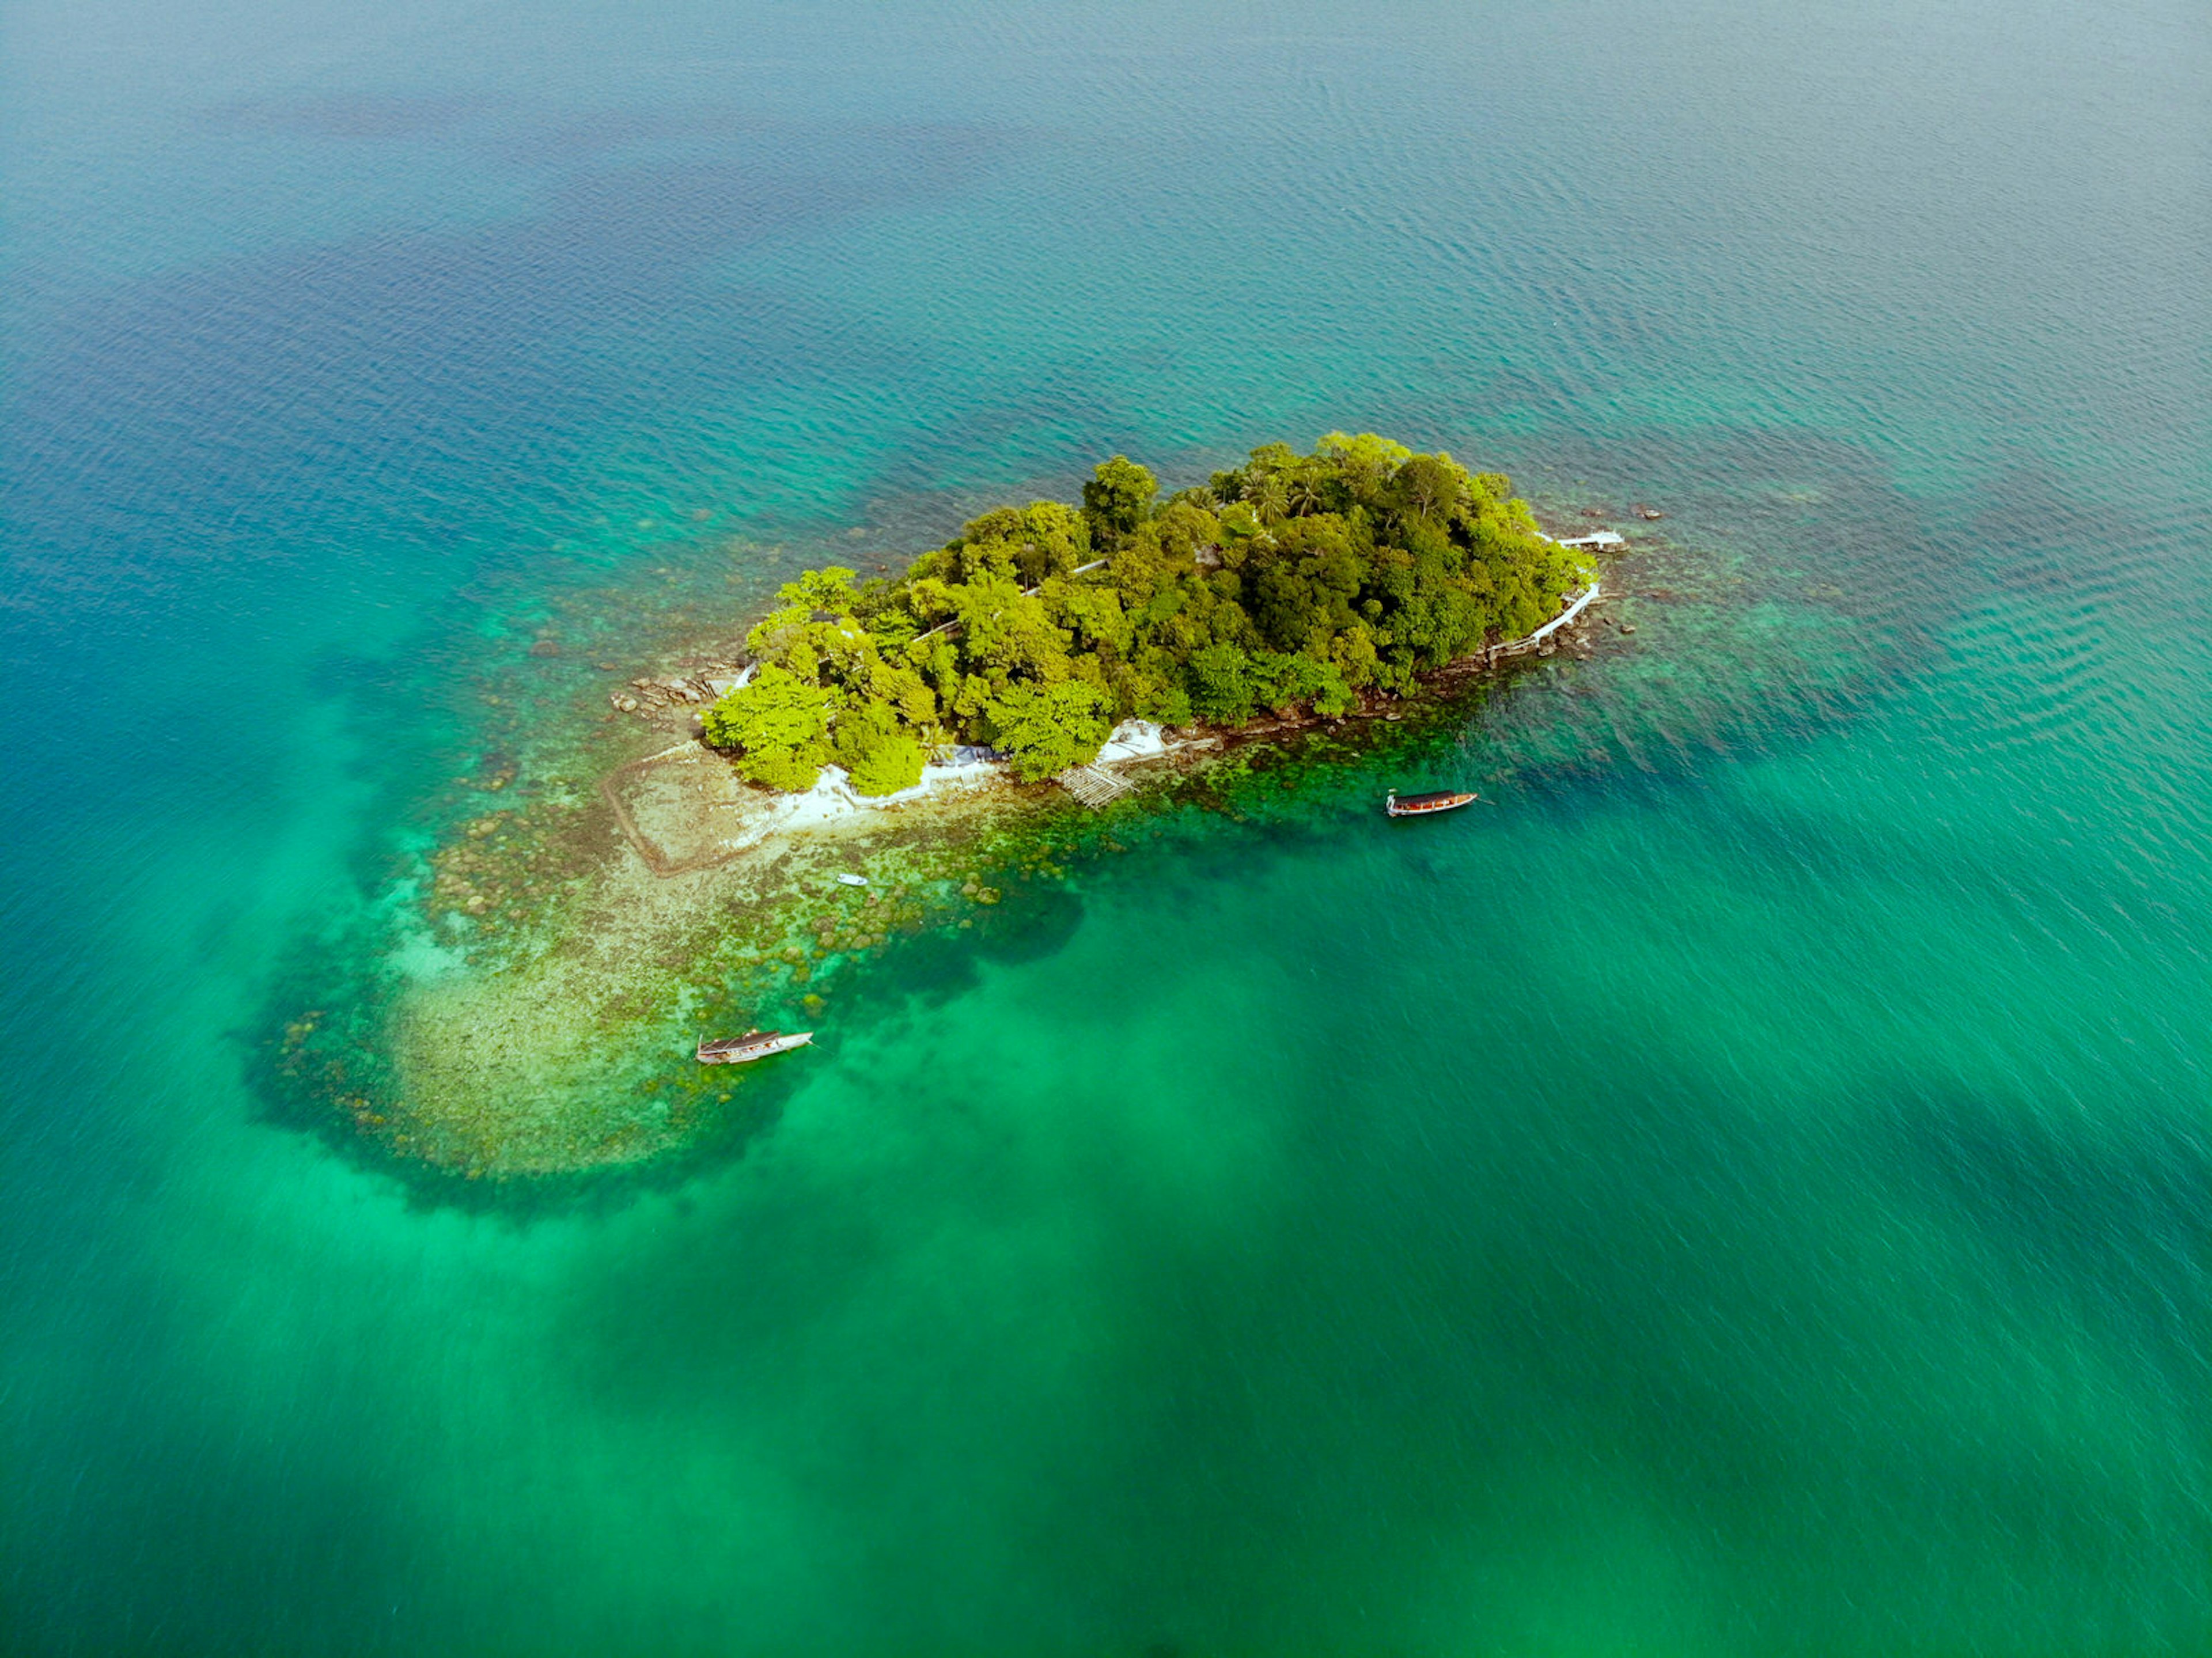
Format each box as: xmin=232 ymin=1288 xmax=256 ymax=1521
xmin=3 ymin=0 xmax=2207 ymax=1651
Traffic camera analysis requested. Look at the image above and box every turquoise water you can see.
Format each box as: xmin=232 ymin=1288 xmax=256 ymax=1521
xmin=4 ymin=0 xmax=2208 ymax=1651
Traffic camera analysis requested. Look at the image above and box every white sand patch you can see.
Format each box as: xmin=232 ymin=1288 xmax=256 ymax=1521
xmin=760 ymin=756 xmax=1014 ymax=841
xmin=1095 ymin=719 xmax=1172 ymax=764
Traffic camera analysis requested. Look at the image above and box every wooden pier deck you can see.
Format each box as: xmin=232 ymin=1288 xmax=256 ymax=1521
xmin=1490 ymin=581 xmax=1603 ymax=661
xmin=1058 ymin=763 xmax=1134 ymax=809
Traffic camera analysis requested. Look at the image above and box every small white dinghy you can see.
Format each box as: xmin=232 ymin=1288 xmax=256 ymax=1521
xmin=834 ymin=873 xmax=869 ymax=887
xmin=697 ymin=1029 xmax=814 ymax=1064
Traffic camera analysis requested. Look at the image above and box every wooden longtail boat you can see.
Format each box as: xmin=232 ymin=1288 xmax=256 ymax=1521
xmin=697 ymin=1029 xmax=815 ymax=1064
xmin=1385 ymin=789 xmax=1477 ymax=817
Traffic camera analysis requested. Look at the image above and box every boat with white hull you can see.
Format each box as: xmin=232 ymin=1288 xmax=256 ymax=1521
xmin=697 ymin=1029 xmax=815 ymax=1063
xmin=1386 ymin=789 xmax=1477 ymax=817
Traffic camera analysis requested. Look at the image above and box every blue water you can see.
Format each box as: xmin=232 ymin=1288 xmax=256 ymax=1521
xmin=4 ymin=1 xmax=2208 ymax=1652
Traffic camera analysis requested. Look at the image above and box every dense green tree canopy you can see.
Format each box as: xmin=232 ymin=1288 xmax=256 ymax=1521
xmin=700 ymin=438 xmax=1589 ymax=791
xmin=1081 ymin=456 xmax=1157 ymax=547
xmin=702 ymin=663 xmax=833 ymax=792
xmin=983 ymin=679 xmax=1112 ymax=782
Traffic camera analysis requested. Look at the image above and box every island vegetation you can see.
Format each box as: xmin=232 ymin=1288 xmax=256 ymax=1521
xmin=696 ymin=432 xmax=1586 ymax=792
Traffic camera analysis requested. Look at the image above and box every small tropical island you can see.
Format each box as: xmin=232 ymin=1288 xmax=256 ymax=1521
xmin=697 ymin=432 xmax=1594 ymax=793
xmin=283 ymin=434 xmax=1611 ymax=1180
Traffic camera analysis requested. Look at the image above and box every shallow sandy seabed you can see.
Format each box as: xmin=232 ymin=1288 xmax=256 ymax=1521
xmin=387 ymin=758 xmax=1062 ymax=1176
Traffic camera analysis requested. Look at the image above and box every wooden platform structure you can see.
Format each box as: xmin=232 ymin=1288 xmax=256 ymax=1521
xmin=1058 ymin=763 xmax=1134 ymax=809
xmin=1490 ymin=581 xmax=1602 ymax=662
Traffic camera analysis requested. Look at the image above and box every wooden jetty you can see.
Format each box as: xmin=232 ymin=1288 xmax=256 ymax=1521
xmin=1490 ymin=581 xmax=1602 ymax=661
xmin=1058 ymin=764 xmax=1133 ymax=809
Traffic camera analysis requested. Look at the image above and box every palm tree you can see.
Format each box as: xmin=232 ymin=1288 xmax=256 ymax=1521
xmin=1245 ymin=471 xmax=1289 ymax=523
